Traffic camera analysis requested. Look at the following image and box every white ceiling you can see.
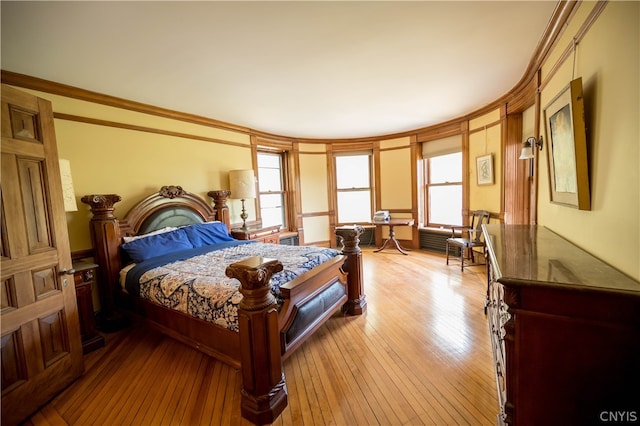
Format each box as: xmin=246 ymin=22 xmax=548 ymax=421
xmin=1 ymin=1 xmax=558 ymax=139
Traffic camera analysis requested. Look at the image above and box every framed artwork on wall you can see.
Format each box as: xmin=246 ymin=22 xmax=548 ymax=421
xmin=544 ymin=77 xmax=590 ymax=210
xmin=476 ymin=153 xmax=494 ymax=185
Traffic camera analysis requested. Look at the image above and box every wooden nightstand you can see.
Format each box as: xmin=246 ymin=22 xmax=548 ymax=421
xmin=231 ymin=225 xmax=281 ymax=244
xmin=72 ymin=261 xmax=105 ymax=354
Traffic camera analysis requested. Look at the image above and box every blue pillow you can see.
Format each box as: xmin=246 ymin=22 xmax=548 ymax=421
xmin=122 ymin=228 xmax=194 ymax=263
xmin=182 ymin=222 xmax=234 ymax=248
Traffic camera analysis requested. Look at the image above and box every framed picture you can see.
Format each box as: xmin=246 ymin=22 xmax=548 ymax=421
xmin=543 ymin=77 xmax=590 ymax=210
xmin=476 ymin=153 xmax=494 ymax=185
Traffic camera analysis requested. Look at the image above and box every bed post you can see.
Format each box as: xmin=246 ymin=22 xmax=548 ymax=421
xmin=226 ymin=257 xmax=288 ymax=424
xmin=335 ymin=225 xmax=367 ymax=315
xmin=80 ymin=194 xmax=127 ymax=331
xmin=207 ymin=190 xmax=232 ymax=232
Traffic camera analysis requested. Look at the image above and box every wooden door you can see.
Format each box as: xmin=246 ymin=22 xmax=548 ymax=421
xmin=1 ymin=84 xmax=83 ymax=425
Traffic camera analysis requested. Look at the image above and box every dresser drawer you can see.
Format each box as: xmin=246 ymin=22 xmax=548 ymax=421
xmin=262 ymin=234 xmax=280 ymax=244
xmin=232 ymin=225 xmax=281 ymax=244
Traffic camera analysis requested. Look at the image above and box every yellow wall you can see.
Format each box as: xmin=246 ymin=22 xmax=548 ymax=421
xmin=469 ymin=111 xmax=502 ymax=214
xmin=380 ymin=138 xmax=412 ymax=210
xmin=379 ymin=137 xmax=413 ymax=240
xmin=537 ymin=1 xmax=639 ymax=279
xmin=298 ymin=149 xmax=331 ymax=244
xmin=298 ymin=152 xmax=329 ymax=214
xmin=302 ymin=216 xmax=331 ymax=244
xmin=17 ymin=87 xmax=253 ymax=251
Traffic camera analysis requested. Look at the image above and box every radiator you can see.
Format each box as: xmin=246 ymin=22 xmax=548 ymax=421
xmin=280 ymin=235 xmax=299 ymax=246
xmin=359 ymin=227 xmax=376 ymax=247
xmin=419 ymin=229 xmax=460 ymax=256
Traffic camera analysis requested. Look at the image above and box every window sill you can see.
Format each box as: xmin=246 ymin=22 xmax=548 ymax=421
xmin=280 ymin=230 xmax=298 ymax=239
xmin=419 ymin=226 xmax=453 ymax=234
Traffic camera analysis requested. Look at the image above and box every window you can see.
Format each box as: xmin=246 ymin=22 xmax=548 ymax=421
xmin=335 ymin=154 xmax=372 ymax=223
xmin=425 ymin=152 xmax=462 ymax=227
xmin=257 ymin=152 xmax=286 ymax=228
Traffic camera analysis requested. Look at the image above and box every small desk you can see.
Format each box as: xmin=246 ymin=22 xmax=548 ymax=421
xmin=372 ymin=218 xmax=414 ymax=255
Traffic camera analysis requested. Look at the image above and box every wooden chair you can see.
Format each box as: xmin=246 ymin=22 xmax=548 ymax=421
xmin=446 ymin=210 xmax=490 ymax=271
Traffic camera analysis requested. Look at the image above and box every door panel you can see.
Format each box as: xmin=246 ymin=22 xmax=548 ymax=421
xmin=1 ymin=331 xmax=27 ymax=391
xmin=33 ymin=266 xmax=59 ymax=299
xmin=1 ymin=84 xmax=83 ymax=426
xmin=18 ymin=157 xmax=53 ymax=252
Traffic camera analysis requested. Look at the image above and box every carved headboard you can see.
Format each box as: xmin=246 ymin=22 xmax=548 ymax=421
xmin=118 ymin=185 xmax=219 ymax=236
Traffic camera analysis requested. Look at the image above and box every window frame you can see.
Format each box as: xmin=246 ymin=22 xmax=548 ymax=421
xmin=333 ymin=152 xmax=374 ymax=225
xmin=423 ymin=151 xmax=463 ymax=228
xmin=256 ymin=150 xmax=289 ymax=230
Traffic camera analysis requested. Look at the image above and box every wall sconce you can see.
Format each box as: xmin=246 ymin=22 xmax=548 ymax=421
xmin=519 ymin=136 xmax=544 ymax=160
xmin=229 ymin=169 xmax=256 ymax=230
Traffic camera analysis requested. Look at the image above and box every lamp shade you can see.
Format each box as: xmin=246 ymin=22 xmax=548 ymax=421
xmin=229 ymin=169 xmax=256 ymax=199
xmin=519 ymin=146 xmax=534 ymax=160
xmin=59 ymin=159 xmax=78 ymax=212
xmin=519 ymin=136 xmax=542 ymax=160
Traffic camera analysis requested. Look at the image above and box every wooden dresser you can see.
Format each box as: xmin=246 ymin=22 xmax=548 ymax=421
xmin=231 ymin=225 xmax=281 ymax=244
xmin=483 ymin=224 xmax=640 ymax=425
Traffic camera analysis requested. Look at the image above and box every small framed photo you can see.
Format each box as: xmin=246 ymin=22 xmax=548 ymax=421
xmin=476 ymin=153 xmax=494 ymax=185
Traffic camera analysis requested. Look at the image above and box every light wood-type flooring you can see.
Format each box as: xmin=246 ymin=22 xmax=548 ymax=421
xmin=25 ymin=248 xmax=498 ymax=425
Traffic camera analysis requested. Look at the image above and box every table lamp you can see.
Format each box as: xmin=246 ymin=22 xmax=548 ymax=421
xmin=229 ymin=169 xmax=256 ymax=230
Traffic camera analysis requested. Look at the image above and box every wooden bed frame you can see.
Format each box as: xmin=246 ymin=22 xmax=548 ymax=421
xmin=81 ymin=185 xmax=366 ymax=424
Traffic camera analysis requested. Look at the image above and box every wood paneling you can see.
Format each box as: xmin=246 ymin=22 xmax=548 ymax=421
xmin=503 ymin=113 xmax=531 ymax=225
xmin=26 ymin=249 xmax=499 ymax=425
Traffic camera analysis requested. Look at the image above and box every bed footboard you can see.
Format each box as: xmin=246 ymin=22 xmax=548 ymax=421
xmin=336 ymin=225 xmax=367 ymax=315
xmin=278 ymin=255 xmax=348 ymax=355
xmin=226 ymin=257 xmax=288 ymax=425
xmin=225 ymin=227 xmax=365 ymax=424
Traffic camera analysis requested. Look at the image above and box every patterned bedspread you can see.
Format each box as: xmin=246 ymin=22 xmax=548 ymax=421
xmin=124 ymin=242 xmax=341 ymax=332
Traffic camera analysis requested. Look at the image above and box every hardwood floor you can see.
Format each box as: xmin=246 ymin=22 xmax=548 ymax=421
xmin=25 ymin=248 xmax=498 ymax=425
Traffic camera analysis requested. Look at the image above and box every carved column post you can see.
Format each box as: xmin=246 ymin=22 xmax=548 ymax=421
xmin=336 ymin=225 xmax=367 ymax=315
xmin=208 ymin=190 xmax=231 ymax=231
xmin=226 ymin=256 xmax=288 ymax=425
xmin=80 ymin=194 xmax=126 ymax=331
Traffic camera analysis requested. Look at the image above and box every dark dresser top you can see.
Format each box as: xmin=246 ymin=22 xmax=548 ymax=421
xmin=482 ymin=224 xmax=640 ymax=296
